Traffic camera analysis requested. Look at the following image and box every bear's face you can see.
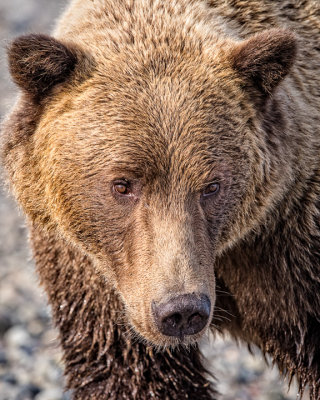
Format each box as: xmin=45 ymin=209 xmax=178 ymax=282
xmin=4 ymin=30 xmax=296 ymax=347
xmin=33 ymin=64 xmax=258 ymax=346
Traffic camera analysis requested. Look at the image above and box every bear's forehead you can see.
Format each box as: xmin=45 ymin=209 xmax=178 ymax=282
xmin=70 ymin=109 xmax=245 ymax=192
xmin=71 ymin=79 xmax=245 ymax=162
xmin=76 ymin=64 xmax=245 ymax=142
xmin=47 ymin=57 xmax=250 ymax=187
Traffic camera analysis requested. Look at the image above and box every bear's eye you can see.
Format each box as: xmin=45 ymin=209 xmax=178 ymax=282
xmin=202 ymin=182 xmax=220 ymax=198
xmin=113 ymin=180 xmax=131 ymax=195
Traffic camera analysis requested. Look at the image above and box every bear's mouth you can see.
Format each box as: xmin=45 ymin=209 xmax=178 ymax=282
xmin=145 ymin=325 xmax=210 ymax=349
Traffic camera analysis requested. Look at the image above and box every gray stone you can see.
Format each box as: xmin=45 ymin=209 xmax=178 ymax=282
xmin=34 ymin=388 xmax=64 ymax=400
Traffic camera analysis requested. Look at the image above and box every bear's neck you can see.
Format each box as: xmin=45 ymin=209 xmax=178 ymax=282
xmin=214 ymin=183 xmax=320 ymax=394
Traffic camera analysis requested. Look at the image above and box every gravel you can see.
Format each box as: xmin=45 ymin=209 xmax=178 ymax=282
xmin=0 ymin=0 xmax=308 ymax=399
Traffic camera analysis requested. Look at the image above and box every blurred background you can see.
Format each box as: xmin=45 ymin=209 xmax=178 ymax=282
xmin=0 ymin=1 xmax=307 ymax=399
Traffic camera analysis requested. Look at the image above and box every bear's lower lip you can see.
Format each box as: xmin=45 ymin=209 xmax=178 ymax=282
xmin=176 ymin=335 xmax=202 ymax=348
xmin=154 ymin=327 xmax=208 ymax=349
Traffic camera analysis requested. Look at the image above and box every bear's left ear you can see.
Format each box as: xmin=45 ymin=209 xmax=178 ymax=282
xmin=230 ymin=29 xmax=297 ymax=96
xmin=8 ymin=34 xmax=78 ymax=100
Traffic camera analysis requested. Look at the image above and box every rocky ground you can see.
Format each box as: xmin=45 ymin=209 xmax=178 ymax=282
xmin=0 ymin=1 xmax=308 ymax=399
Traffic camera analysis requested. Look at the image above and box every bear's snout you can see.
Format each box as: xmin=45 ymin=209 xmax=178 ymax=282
xmin=152 ymin=293 xmax=211 ymax=338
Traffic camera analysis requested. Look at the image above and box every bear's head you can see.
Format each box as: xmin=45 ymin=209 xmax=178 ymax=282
xmin=2 ymin=28 xmax=296 ymax=347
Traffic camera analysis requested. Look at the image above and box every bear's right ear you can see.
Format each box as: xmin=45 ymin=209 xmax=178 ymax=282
xmin=229 ymin=29 xmax=297 ymax=97
xmin=8 ymin=34 xmax=78 ymax=100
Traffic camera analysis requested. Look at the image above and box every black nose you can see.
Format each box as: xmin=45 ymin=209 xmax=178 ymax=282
xmin=152 ymin=293 xmax=211 ymax=338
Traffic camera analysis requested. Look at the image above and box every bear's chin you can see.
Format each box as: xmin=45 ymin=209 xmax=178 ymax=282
xmin=127 ymin=319 xmax=210 ymax=350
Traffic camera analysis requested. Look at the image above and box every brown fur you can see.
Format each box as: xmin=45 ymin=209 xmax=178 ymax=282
xmin=8 ymin=34 xmax=78 ymax=100
xmin=1 ymin=0 xmax=320 ymax=398
xmin=231 ymin=29 xmax=297 ymax=95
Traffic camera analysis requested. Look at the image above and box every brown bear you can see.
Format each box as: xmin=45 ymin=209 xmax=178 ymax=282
xmin=1 ymin=0 xmax=320 ymax=398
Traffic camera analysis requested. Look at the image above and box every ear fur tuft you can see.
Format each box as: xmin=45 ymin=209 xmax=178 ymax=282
xmin=231 ymin=29 xmax=297 ymax=95
xmin=8 ymin=34 xmax=78 ymax=99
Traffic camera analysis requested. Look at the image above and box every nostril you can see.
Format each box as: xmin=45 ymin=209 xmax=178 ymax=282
xmin=188 ymin=312 xmax=202 ymax=326
xmin=164 ymin=313 xmax=182 ymax=328
xmin=152 ymin=293 xmax=211 ymax=338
